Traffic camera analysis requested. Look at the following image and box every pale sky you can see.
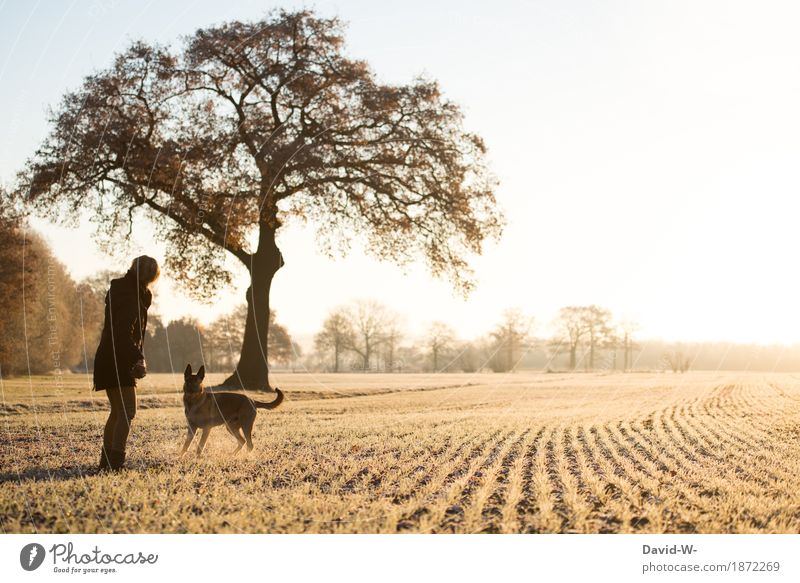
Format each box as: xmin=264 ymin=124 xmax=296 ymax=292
xmin=2 ymin=0 xmax=800 ymax=345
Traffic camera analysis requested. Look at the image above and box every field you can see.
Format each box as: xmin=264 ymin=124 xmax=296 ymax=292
xmin=2 ymin=371 xmax=800 ymax=533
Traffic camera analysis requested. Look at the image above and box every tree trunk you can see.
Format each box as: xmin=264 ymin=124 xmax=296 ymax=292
xmin=333 ymin=341 xmax=340 ymax=373
xmin=623 ymin=334 xmax=629 ymax=371
xmin=386 ymin=341 xmax=395 ymax=371
xmin=569 ymin=346 xmax=577 ymax=370
xmin=220 ymin=225 xmax=283 ymax=390
xmin=626 ymin=338 xmax=634 ymax=371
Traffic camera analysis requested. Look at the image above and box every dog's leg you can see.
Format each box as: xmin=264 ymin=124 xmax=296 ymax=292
xmin=226 ymin=424 xmax=246 ymax=455
xmin=180 ymin=425 xmax=197 ymax=457
xmin=195 ymin=427 xmax=211 ymax=456
xmin=242 ymin=417 xmax=255 ymax=452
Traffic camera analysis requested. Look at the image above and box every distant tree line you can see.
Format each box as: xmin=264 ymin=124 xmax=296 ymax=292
xmin=2 ymin=218 xmax=799 ymax=377
xmin=143 ymin=306 xmax=299 ymax=374
xmin=0 ymin=203 xmax=102 ymax=377
xmin=310 ymin=301 xmax=621 ymax=373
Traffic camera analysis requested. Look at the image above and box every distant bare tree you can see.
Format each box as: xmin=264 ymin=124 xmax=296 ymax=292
xmin=584 ymin=305 xmax=613 ymax=370
xmin=664 ymin=350 xmax=691 ymax=373
xmin=619 ymin=320 xmax=640 ymax=371
xmin=315 ymin=308 xmax=355 ymax=373
xmin=202 ymin=304 xmax=247 ymax=371
xmin=554 ymin=306 xmax=590 ymax=370
xmin=381 ymin=320 xmax=403 ymax=372
xmin=346 ymin=300 xmax=390 ymax=371
xmin=554 ymin=305 xmax=614 ymax=370
xmin=267 ymin=310 xmax=295 ymax=366
xmin=602 ymin=329 xmax=622 ymax=370
xmin=489 ymin=308 xmax=533 ymax=372
xmin=425 ymin=321 xmax=456 ymax=372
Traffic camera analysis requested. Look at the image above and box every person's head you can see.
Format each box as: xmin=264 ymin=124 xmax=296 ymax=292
xmin=129 ymin=255 xmax=160 ymax=288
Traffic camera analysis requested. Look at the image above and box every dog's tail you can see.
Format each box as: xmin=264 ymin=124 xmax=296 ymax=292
xmin=254 ymin=388 xmax=284 ymax=410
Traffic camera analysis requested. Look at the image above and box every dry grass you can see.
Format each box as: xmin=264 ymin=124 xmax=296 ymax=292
xmin=2 ymin=371 xmax=800 ymax=533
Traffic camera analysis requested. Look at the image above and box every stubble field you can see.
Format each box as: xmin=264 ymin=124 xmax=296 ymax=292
xmin=2 ymin=371 xmax=800 ymax=533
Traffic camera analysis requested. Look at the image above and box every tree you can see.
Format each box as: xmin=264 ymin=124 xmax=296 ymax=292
xmin=202 ymin=304 xmax=247 ymax=371
xmin=0 ymin=200 xmax=31 ymax=376
xmin=201 ymin=304 xmax=295 ymax=372
xmin=347 ymin=300 xmax=391 ymax=371
xmin=553 ymin=305 xmax=613 ymax=370
xmin=554 ymin=306 xmax=589 ymax=370
xmin=583 ymin=305 xmax=613 ymax=370
xmin=267 ymin=310 xmax=296 ymax=366
xmin=664 ymin=349 xmax=691 ymax=373
xmin=425 ymin=321 xmax=456 ymax=372
xmin=455 ymin=341 xmax=483 ymax=373
xmin=143 ymin=315 xmax=170 ymax=371
xmin=602 ymin=329 xmax=622 ymax=370
xmin=619 ymin=319 xmax=639 ymax=372
xmin=17 ymin=10 xmax=502 ymax=390
xmin=73 ymin=270 xmax=116 ymax=371
xmin=489 ymin=308 xmax=533 ymax=372
xmin=288 ymin=341 xmax=303 ymax=372
xmin=380 ymin=320 xmax=403 ymax=372
xmin=0 ymin=226 xmax=84 ymax=376
xmin=315 ymin=308 xmax=354 ymax=372
xmin=145 ymin=316 xmax=204 ymax=373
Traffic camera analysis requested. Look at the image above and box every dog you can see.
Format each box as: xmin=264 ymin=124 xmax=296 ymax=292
xmin=180 ymin=364 xmax=284 ymax=456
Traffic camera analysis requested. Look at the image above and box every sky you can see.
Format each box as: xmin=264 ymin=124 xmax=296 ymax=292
xmin=2 ymin=0 xmax=800 ymax=346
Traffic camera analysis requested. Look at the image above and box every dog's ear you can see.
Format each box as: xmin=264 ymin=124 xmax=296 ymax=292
xmin=197 ymin=365 xmax=205 ymax=382
xmin=184 ymin=364 xmax=192 ymax=380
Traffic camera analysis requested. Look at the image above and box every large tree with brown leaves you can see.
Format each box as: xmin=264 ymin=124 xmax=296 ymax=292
xmin=16 ymin=10 xmax=503 ymax=390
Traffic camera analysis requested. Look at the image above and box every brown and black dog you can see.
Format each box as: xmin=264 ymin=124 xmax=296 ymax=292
xmin=180 ymin=364 xmax=284 ymax=456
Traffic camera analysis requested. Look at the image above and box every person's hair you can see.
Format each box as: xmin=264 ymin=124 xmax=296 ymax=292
xmin=129 ymin=255 xmax=160 ymax=286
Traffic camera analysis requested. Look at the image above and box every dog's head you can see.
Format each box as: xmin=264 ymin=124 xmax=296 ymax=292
xmin=183 ymin=364 xmax=206 ymax=395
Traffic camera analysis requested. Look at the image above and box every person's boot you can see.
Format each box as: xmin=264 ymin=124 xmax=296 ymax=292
xmin=98 ymin=446 xmax=111 ymax=471
xmin=107 ymin=449 xmax=126 ymax=471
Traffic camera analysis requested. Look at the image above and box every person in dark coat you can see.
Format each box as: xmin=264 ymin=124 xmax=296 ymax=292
xmin=93 ymin=255 xmax=159 ymax=471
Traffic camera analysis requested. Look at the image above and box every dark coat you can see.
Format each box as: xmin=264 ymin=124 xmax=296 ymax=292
xmin=92 ymin=270 xmax=152 ymax=391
